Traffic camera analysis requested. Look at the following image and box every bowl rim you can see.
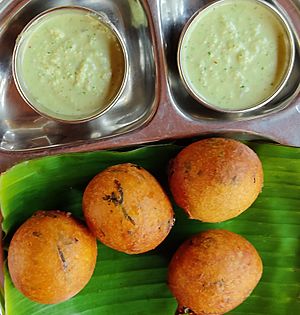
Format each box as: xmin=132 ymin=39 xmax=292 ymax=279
xmin=177 ymin=0 xmax=296 ymax=114
xmin=12 ymin=5 xmax=129 ymax=124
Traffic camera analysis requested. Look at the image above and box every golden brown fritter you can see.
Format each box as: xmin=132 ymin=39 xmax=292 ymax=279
xmin=169 ymin=138 xmax=263 ymax=222
xmin=8 ymin=210 xmax=97 ymax=304
xmin=168 ymin=229 xmax=263 ymax=315
xmin=83 ymin=163 xmax=174 ymax=254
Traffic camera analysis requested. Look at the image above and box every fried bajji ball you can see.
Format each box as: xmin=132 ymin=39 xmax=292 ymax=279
xmin=168 ymin=229 xmax=263 ymax=315
xmin=169 ymin=138 xmax=263 ymax=223
xmin=83 ymin=163 xmax=174 ymax=254
xmin=8 ymin=210 xmax=97 ymax=304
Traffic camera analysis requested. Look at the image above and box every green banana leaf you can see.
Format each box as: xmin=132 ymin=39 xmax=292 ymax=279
xmin=0 ymin=142 xmax=300 ymax=315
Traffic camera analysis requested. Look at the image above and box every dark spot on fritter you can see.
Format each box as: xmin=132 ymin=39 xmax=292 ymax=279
xmin=215 ymin=279 xmax=225 ymax=289
xmin=102 ymin=180 xmax=136 ymax=225
xmin=184 ymin=161 xmax=192 ymax=174
xmin=33 ymin=211 xmax=58 ymax=218
xmin=218 ymin=151 xmax=225 ymax=158
xmin=177 ymin=306 xmax=218 ymax=315
xmin=198 ymin=237 xmax=215 ymax=249
xmin=121 ymin=206 xmax=136 ymax=225
xmin=176 ymin=306 xmax=196 ymax=314
xmin=231 ymin=175 xmax=237 ymax=183
xmin=114 ymin=180 xmax=124 ymax=203
xmin=32 ymin=231 xmax=42 ymax=237
xmin=61 ymin=237 xmax=79 ymax=246
xmin=130 ymin=164 xmax=142 ymax=170
xmin=99 ymin=228 xmax=106 ymax=237
xmin=197 ymin=170 xmax=203 ymax=176
xmin=103 ymin=180 xmax=124 ymax=206
xmin=57 ymin=246 xmax=67 ymax=271
xmin=168 ymin=218 xmax=175 ymax=229
xmin=44 ymin=212 xmax=58 ymax=218
xmin=103 ymin=192 xmax=119 ymax=205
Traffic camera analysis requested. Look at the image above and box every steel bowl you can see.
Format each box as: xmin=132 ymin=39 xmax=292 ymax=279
xmin=177 ymin=0 xmax=296 ymax=114
xmin=12 ymin=5 xmax=129 ymax=124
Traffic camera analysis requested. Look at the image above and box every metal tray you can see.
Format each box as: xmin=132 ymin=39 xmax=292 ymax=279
xmin=0 ymin=0 xmax=299 ymax=171
xmin=0 ymin=0 xmax=158 ymax=150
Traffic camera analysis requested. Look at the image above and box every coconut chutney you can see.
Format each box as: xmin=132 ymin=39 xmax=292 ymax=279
xmin=15 ymin=8 xmax=126 ymax=121
xmin=179 ymin=0 xmax=293 ymax=111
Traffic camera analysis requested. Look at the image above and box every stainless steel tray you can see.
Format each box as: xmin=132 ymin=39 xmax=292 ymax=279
xmin=0 ymin=0 xmax=158 ymax=150
xmin=0 ymin=0 xmax=299 ymax=171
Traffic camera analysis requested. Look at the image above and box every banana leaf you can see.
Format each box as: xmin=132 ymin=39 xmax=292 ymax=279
xmin=0 ymin=142 xmax=300 ymax=315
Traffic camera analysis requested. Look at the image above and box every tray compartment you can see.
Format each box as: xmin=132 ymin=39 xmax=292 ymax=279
xmin=158 ymin=0 xmax=300 ymax=121
xmin=0 ymin=0 xmax=158 ymax=151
